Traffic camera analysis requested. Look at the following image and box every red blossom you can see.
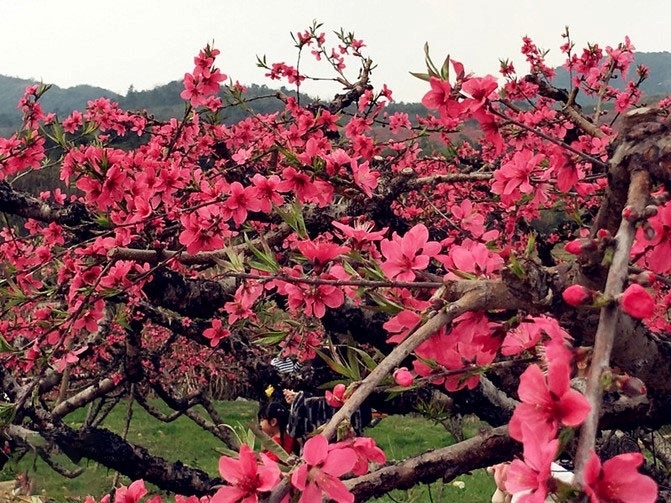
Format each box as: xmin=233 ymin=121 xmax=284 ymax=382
xmin=380 ymin=224 xmax=441 ymax=281
xmin=505 ymin=424 xmax=557 ymax=501
xmin=508 ymin=344 xmax=590 ymax=442
xmin=203 ymin=319 xmax=231 ymax=347
xmin=285 ymin=281 xmax=344 ymax=318
xmin=583 ymin=451 xmax=657 ymax=503
xmin=290 ymin=434 xmax=356 ymax=503
xmin=620 ymin=283 xmax=655 ymax=319
xmin=113 ymin=480 xmax=148 ymax=503
xmin=343 ymin=437 xmax=387 ymax=476
xmin=213 ymin=444 xmax=281 ymax=503
xmin=295 ymin=239 xmax=350 ymax=268
xmin=564 ymin=238 xmax=589 ymax=255
xmin=224 ymin=181 xmax=262 ymax=225
xmin=421 ymin=77 xmax=463 ymax=118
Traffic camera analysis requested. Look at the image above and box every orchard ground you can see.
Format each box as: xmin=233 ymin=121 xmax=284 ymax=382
xmin=0 ymin=400 xmax=494 ymax=502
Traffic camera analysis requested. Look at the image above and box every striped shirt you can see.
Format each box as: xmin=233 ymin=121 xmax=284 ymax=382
xmin=271 ymin=357 xmax=302 ymax=374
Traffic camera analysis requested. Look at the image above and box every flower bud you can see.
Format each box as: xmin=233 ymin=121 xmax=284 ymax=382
xmin=325 ymin=383 xmax=347 ymax=408
xmin=564 ymin=238 xmax=597 ymax=256
xmin=596 ymin=228 xmax=611 ymax=240
xmin=562 ymin=285 xmax=594 ymax=306
xmin=393 ymin=367 xmax=414 ymax=387
xmin=622 ymin=206 xmax=638 ymax=222
xmin=564 ymin=239 xmax=585 ymax=256
xmin=629 ymin=270 xmax=657 ymax=287
xmin=644 ymin=205 xmax=658 ymax=217
xmin=614 ymin=374 xmax=647 ymax=398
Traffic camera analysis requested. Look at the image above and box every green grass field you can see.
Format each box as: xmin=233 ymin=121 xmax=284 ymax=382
xmin=1 ymin=400 xmax=495 ymax=502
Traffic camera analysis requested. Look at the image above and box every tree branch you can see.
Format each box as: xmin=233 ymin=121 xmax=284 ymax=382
xmin=574 ymin=115 xmax=654 ymax=483
xmin=345 ymin=425 xmax=517 ymax=501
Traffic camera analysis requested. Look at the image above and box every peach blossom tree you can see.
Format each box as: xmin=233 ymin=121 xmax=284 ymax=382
xmin=0 ymin=22 xmax=668 ymax=502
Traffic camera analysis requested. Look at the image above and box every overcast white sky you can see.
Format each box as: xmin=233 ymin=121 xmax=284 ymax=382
xmin=1 ymin=0 xmax=670 ymax=103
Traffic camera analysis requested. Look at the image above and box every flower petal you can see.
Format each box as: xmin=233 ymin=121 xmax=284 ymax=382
xmin=218 ymin=456 xmax=243 ymax=485
xmin=302 ymin=434 xmax=328 ymax=465
xmin=317 ymin=474 xmax=355 ymax=503
xmin=298 ymin=481 xmax=323 ymax=503
xmin=291 ymin=464 xmax=308 ymax=491
xmin=557 ymin=390 xmax=590 ymax=427
xmin=257 ymin=462 xmax=281 ymax=492
xmin=517 ymin=365 xmax=549 ymax=406
xmin=238 ymin=444 xmax=258 ymax=479
xmin=211 ymin=486 xmax=248 ymax=503
xmin=322 ymin=447 xmax=357 ymax=477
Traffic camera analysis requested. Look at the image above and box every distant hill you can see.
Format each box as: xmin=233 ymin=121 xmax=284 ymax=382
xmin=552 ymin=51 xmax=671 ymax=104
xmin=0 ymin=76 xmax=121 ymax=128
xmin=1 ymin=51 xmax=670 ymax=134
xmin=0 ymin=74 xmax=428 ymax=136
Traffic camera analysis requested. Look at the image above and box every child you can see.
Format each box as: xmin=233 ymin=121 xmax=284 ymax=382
xmin=257 ymin=401 xmax=295 ymax=461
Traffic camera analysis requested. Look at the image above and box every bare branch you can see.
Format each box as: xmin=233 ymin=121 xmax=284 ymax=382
xmin=346 ymin=425 xmax=517 ymax=501
xmin=574 ymin=117 xmax=654 ymax=483
xmin=52 ymin=377 xmax=124 ymax=418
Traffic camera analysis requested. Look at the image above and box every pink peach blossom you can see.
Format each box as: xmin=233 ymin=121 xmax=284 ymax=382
xmin=620 ymin=283 xmax=655 ymax=319
xmin=291 ymin=434 xmax=356 ymax=503
xmin=583 ymin=451 xmax=657 ymax=503
xmin=213 ymin=444 xmax=281 ymax=503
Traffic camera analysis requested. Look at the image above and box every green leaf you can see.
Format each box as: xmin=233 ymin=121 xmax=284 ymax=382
xmin=37 ymin=82 xmax=52 ymax=97
xmin=245 ymin=235 xmax=279 ymax=273
xmin=93 ymin=213 xmax=113 ymax=229
xmin=274 ymin=200 xmax=307 ymax=239
xmin=440 ymin=54 xmax=451 ymax=81
xmin=249 ymin=422 xmax=291 ymax=464
xmin=362 ymin=264 xmax=387 ymax=281
xmin=524 ymin=233 xmax=537 ymax=257
xmin=0 ymin=403 xmax=15 ymax=426
xmin=314 ymin=348 xmax=352 ymax=378
xmin=115 ymin=311 xmax=131 ymax=330
xmin=213 ymin=247 xmax=246 ymax=273
xmin=247 ymin=260 xmax=275 ymax=274
xmin=0 ymin=333 xmax=14 ymax=353
xmin=318 ymin=378 xmax=348 ymax=390
xmin=409 ymin=71 xmax=432 ymax=82
xmin=254 ymin=331 xmax=287 ymax=346
xmin=423 ymin=42 xmax=440 ymax=78
xmin=41 ymin=121 xmax=67 ymax=147
xmin=507 ymin=253 xmax=526 ymax=280
xmin=367 ymin=291 xmax=405 ymax=314
xmin=346 ymin=347 xmax=362 ymax=381
xmin=255 ymin=55 xmax=269 ymax=69
xmin=386 ymin=384 xmax=419 ymax=393
xmin=213 ymin=445 xmax=242 ymax=458
xmin=349 ymin=347 xmax=380 ymax=372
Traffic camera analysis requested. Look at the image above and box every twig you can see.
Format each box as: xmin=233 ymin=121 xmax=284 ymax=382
xmin=573 ymin=168 xmax=650 ymax=483
xmin=52 ymin=377 xmax=124 ymax=418
xmin=321 ymin=288 xmax=485 ymax=441
xmin=490 ymin=108 xmax=608 ymax=169
xmin=112 ymin=385 xmax=135 ymax=490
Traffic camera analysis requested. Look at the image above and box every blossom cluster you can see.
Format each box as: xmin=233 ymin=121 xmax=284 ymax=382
xmin=0 ymin=24 xmax=666 ymax=503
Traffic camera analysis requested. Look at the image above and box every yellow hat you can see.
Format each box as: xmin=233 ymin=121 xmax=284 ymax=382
xmin=265 ymin=384 xmax=275 ymax=398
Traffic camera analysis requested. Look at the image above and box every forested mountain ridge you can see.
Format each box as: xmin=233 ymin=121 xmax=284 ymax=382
xmin=1 ymin=50 xmax=670 ymax=133
xmin=552 ymin=51 xmax=671 ymax=102
xmin=0 ymin=75 xmax=122 ymax=129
